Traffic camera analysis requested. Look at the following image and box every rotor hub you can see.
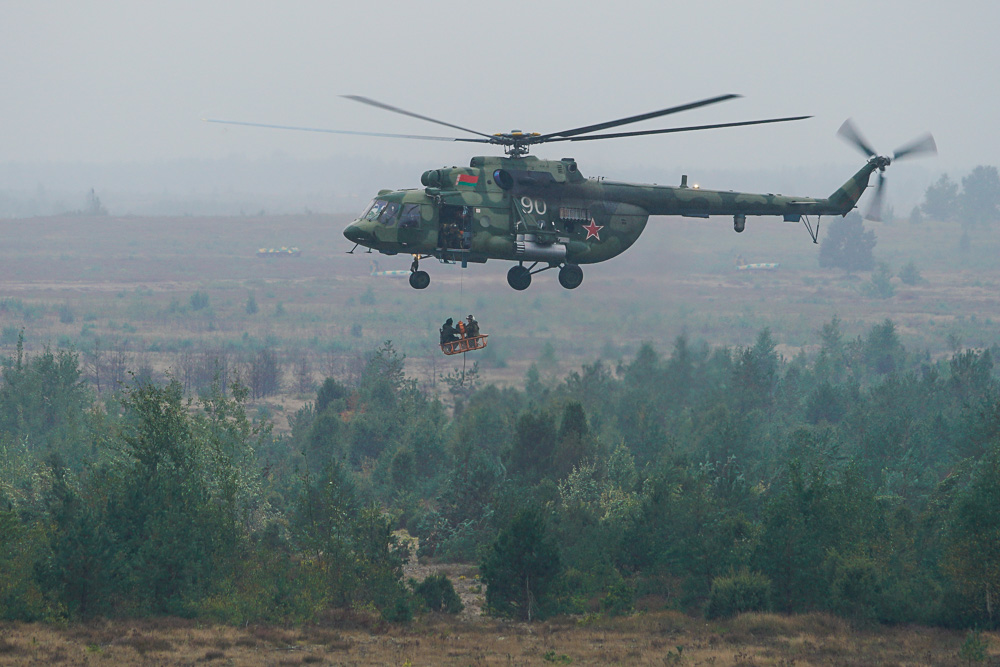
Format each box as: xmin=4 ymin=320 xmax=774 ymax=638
xmin=870 ymin=155 xmax=892 ymax=172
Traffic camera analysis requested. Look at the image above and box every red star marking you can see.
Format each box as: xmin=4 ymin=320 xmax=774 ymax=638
xmin=583 ymin=219 xmax=604 ymax=240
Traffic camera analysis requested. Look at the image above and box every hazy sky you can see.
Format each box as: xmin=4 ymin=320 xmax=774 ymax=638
xmin=2 ymin=1 xmax=995 ymax=179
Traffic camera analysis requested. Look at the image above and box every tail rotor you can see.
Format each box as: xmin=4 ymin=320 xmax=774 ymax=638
xmin=837 ymin=119 xmax=937 ymax=222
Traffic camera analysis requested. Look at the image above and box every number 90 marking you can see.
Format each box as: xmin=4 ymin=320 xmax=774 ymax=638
xmin=519 ymin=197 xmax=547 ymax=215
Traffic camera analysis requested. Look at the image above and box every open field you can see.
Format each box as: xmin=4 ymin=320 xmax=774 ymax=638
xmin=0 ymin=610 xmax=996 ymax=665
xmin=0 ymin=211 xmax=998 ymax=418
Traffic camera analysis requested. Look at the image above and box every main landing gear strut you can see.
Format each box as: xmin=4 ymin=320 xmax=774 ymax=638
xmin=507 ymin=262 xmax=583 ymax=291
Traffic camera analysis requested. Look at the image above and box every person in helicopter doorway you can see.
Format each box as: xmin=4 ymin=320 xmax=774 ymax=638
xmin=465 ymin=314 xmax=480 ymax=338
xmin=440 ymin=318 xmax=459 ymax=345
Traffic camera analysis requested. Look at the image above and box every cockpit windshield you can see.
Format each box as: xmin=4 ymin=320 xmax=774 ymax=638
xmin=358 ymin=198 xmax=403 ymax=226
xmin=362 ymin=199 xmax=388 ymax=221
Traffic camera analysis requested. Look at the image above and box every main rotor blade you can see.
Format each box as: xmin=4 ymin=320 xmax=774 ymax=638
xmin=837 ymin=118 xmax=877 ymax=158
xmin=535 ymin=93 xmax=742 ymax=142
xmin=203 ymin=118 xmax=490 ymax=143
xmin=341 ymin=95 xmax=494 ymax=139
xmin=544 ymin=116 xmax=812 ymax=143
xmin=893 ymin=133 xmax=937 ymax=160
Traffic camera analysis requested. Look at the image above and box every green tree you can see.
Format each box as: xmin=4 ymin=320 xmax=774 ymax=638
xmin=553 ymin=401 xmax=592 ymax=477
xmin=861 ymin=263 xmax=896 ymax=299
xmin=0 ymin=338 xmax=91 ymax=467
xmin=814 ymin=316 xmax=847 ymax=384
xmin=922 ymin=173 xmax=959 ymax=222
xmin=290 ymin=461 xmax=408 ymax=614
xmin=732 ymin=328 xmax=780 ymax=412
xmin=898 ymin=261 xmax=924 ymax=286
xmin=819 ymin=212 xmax=876 ymax=272
xmin=755 ymin=462 xmax=879 ymax=612
xmin=959 ymin=165 xmax=1000 ymax=227
xmin=508 ymin=408 xmax=557 ymax=481
xmin=861 ymin=319 xmax=905 ymax=376
xmin=480 ymin=507 xmax=562 ymax=621
xmin=944 ymin=448 xmax=1000 ymax=626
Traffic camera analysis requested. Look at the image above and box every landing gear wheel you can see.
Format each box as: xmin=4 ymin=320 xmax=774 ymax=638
xmin=507 ymin=265 xmax=531 ymax=291
xmin=409 ymin=270 xmax=430 ymax=289
xmin=558 ymin=264 xmax=584 ymax=289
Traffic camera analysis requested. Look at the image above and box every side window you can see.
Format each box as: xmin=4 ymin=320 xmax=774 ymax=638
xmin=378 ymin=201 xmax=401 ymax=226
xmin=365 ymin=200 xmax=388 ymax=221
xmin=399 ymin=203 xmax=421 ymax=228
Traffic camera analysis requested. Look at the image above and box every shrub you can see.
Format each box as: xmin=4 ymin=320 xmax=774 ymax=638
xmin=827 ymin=553 xmax=883 ymax=622
xmin=898 ymin=261 xmax=925 ymax=286
xmin=959 ymin=629 xmax=989 ymax=663
xmin=861 ymin=263 xmax=896 ymax=299
xmin=190 ymin=290 xmax=210 ymax=310
xmin=705 ymin=570 xmax=771 ymax=619
xmin=58 ymin=304 xmax=75 ymax=324
xmin=601 ymin=579 xmax=635 ymax=617
xmin=413 ymin=574 xmax=463 ymax=614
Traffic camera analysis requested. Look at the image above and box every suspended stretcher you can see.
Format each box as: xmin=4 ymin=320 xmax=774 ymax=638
xmin=441 ymin=334 xmax=488 ymax=356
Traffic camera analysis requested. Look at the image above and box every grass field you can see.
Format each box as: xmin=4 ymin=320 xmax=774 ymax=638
xmin=0 ymin=609 xmax=995 ymax=665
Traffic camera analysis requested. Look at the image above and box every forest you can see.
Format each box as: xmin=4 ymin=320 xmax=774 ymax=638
xmin=3 ymin=315 xmax=1000 ymax=630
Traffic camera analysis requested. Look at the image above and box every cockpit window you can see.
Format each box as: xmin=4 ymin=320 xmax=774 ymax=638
xmin=358 ymin=199 xmax=377 ymax=219
xmin=399 ymin=203 xmax=421 ymax=228
xmin=364 ymin=199 xmax=388 ymax=221
xmin=378 ymin=201 xmax=401 ymax=226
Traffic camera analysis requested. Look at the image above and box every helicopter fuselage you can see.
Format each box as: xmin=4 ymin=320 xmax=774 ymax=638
xmin=343 ymin=154 xmax=879 ymax=290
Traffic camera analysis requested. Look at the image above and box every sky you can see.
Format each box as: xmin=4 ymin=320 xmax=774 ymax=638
xmin=1 ymin=1 xmax=995 ymax=209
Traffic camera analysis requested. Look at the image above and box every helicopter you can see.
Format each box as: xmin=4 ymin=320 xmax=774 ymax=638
xmin=206 ymin=94 xmax=935 ymax=291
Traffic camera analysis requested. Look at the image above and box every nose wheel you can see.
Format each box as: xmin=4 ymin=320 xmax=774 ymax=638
xmin=409 ymin=270 xmax=430 ymax=289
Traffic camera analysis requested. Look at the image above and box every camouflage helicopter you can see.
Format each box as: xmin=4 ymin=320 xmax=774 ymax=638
xmin=207 ymin=94 xmax=935 ymax=291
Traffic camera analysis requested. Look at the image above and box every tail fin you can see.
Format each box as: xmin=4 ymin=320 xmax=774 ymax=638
xmin=825 ymin=161 xmax=880 ymax=215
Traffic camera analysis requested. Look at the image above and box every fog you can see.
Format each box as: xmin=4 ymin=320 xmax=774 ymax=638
xmin=1 ymin=1 xmax=994 ymax=215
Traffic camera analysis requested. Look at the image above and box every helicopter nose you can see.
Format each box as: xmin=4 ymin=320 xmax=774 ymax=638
xmin=343 ymin=221 xmax=372 ymax=244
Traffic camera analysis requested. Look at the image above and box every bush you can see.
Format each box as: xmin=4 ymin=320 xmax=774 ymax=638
xmin=413 ymin=574 xmax=464 ymax=614
xmin=861 ymin=263 xmax=896 ymax=299
xmin=190 ymin=290 xmax=210 ymax=310
xmin=898 ymin=261 xmax=925 ymax=286
xmin=827 ymin=553 xmax=883 ymax=622
xmin=601 ymin=578 xmax=635 ymax=617
xmin=705 ymin=570 xmax=771 ymax=619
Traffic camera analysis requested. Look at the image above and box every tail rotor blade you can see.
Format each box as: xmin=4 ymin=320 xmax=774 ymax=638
xmin=893 ymin=133 xmax=937 ymax=161
xmin=837 ymin=118 xmax=878 ymax=158
xmin=866 ymin=172 xmax=887 ymax=222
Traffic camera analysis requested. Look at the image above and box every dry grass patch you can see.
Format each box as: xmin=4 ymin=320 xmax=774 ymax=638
xmin=2 ymin=610 xmax=1000 ymax=665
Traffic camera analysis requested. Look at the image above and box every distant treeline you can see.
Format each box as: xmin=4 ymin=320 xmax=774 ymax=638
xmin=2 ymin=321 xmax=1000 ymax=627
